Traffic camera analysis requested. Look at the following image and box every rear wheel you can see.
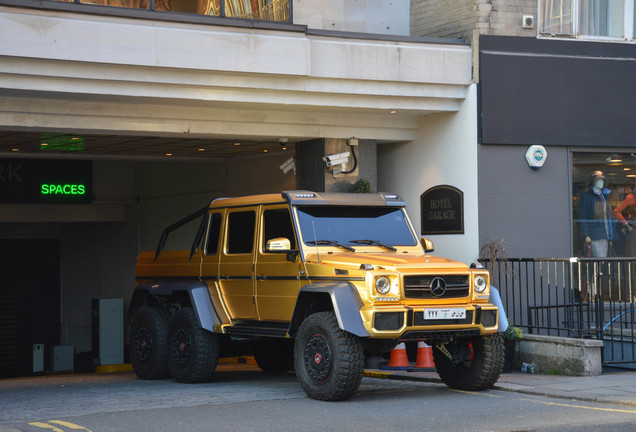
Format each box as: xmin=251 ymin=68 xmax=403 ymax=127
xmin=167 ymin=307 xmax=220 ymax=383
xmin=254 ymin=338 xmax=294 ymax=373
xmin=294 ymin=312 xmax=364 ymax=401
xmin=129 ymin=306 xmax=170 ymax=380
xmin=433 ymin=333 xmax=504 ymax=390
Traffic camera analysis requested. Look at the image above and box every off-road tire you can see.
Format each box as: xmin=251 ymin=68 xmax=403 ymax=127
xmin=433 ymin=333 xmax=504 ymax=390
xmin=129 ymin=306 xmax=171 ymax=380
xmin=294 ymin=312 xmax=364 ymax=401
xmin=167 ymin=307 xmax=219 ymax=383
xmin=254 ymin=338 xmax=295 ymax=373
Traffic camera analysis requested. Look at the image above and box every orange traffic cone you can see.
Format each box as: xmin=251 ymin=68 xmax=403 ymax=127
xmin=380 ymin=342 xmax=411 ymax=370
xmin=414 ymin=341 xmax=435 ymax=369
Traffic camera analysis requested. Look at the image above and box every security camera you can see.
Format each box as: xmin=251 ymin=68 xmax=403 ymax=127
xmin=279 ymin=138 xmax=288 ymax=146
xmin=279 ymin=156 xmax=295 ymax=174
xmin=322 ymin=152 xmax=350 ymax=168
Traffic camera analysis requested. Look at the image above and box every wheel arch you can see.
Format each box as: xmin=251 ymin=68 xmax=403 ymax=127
xmin=289 ymin=282 xmax=369 ymax=338
xmin=129 ymin=280 xmax=221 ymax=333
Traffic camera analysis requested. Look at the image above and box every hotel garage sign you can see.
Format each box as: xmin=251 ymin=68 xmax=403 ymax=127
xmin=420 ymin=185 xmax=464 ymax=235
xmin=0 ymin=158 xmax=92 ymax=204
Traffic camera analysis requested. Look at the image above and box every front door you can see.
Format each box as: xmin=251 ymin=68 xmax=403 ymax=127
xmin=255 ymin=206 xmax=300 ymax=322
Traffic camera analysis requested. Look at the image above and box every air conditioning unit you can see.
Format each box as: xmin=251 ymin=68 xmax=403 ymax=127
xmin=523 ymin=15 xmax=535 ymax=29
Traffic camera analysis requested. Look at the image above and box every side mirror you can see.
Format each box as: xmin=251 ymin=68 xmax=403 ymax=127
xmin=266 ymin=237 xmax=291 ymax=251
xmin=421 ymin=238 xmax=434 ymax=253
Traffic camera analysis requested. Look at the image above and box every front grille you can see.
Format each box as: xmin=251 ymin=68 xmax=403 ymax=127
xmin=404 ymin=275 xmax=469 ymax=299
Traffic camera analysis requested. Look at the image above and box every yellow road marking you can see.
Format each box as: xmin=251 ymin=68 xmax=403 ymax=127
xmin=520 ymin=398 xmax=636 ymax=414
xmin=448 ymin=389 xmax=501 ymax=398
xmin=447 ymin=388 xmax=636 ymax=414
xmin=28 ymin=421 xmax=92 ymax=432
xmin=27 ymin=422 xmax=65 ymax=432
xmin=48 ymin=420 xmax=92 ymax=431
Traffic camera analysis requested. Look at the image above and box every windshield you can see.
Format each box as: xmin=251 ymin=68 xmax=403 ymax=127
xmin=296 ymin=206 xmax=418 ymax=248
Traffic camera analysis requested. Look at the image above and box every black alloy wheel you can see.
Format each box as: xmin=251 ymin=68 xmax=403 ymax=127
xmin=129 ymin=306 xmax=171 ymax=380
xmin=294 ymin=311 xmax=364 ymax=401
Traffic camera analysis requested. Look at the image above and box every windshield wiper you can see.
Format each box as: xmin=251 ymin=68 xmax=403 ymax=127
xmin=306 ymin=240 xmax=356 ymax=252
xmin=349 ymin=239 xmax=397 ymax=252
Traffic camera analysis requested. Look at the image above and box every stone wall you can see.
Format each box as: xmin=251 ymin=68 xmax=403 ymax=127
xmin=411 ymin=0 xmax=538 ymax=42
xmin=516 ymin=334 xmax=603 ymax=376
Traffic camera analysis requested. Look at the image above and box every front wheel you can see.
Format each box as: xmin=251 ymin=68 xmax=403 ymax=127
xmin=294 ymin=312 xmax=364 ymax=401
xmin=433 ymin=333 xmax=504 ymax=390
xmin=167 ymin=307 xmax=220 ymax=383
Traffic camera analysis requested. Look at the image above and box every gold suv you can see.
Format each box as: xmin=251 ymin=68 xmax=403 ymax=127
xmin=129 ymin=191 xmax=504 ymax=401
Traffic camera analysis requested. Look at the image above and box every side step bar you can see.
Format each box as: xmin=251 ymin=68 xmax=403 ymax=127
xmin=224 ymin=320 xmax=290 ymax=338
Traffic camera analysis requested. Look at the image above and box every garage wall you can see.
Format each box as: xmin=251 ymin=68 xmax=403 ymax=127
xmin=136 ymin=153 xmax=296 ymax=252
xmin=0 ymin=154 xmax=295 ymax=356
xmin=377 ymin=84 xmax=479 ymax=265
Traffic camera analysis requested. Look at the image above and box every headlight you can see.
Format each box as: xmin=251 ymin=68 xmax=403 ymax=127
xmin=375 ymin=276 xmax=391 ymax=294
xmin=474 ymin=275 xmax=488 ymax=293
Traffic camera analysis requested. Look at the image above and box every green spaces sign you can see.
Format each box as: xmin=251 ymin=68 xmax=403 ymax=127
xmin=0 ymin=158 xmax=92 ymax=204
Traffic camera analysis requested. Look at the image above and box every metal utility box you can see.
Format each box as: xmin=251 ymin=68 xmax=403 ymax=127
xmin=52 ymin=345 xmax=74 ymax=371
xmin=32 ymin=344 xmax=44 ymax=373
xmin=92 ymin=298 xmax=124 ymax=365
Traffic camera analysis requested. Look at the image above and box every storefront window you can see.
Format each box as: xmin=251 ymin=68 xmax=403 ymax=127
xmin=573 ymin=152 xmax=636 ymax=257
xmin=54 ymin=0 xmax=290 ymax=22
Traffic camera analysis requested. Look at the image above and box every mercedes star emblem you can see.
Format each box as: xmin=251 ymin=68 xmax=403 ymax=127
xmin=430 ymin=277 xmax=447 ymax=297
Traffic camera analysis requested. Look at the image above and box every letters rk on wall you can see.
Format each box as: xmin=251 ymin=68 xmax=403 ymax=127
xmin=420 ymin=185 xmax=464 ymax=235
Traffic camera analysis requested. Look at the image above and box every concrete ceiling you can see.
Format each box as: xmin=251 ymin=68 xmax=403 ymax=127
xmin=0 ymin=130 xmax=296 ymax=161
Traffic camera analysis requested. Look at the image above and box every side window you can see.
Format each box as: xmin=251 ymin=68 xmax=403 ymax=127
xmin=262 ymin=208 xmax=296 ymax=251
xmin=227 ymin=211 xmax=256 ymax=254
xmin=205 ymin=213 xmax=222 ymax=255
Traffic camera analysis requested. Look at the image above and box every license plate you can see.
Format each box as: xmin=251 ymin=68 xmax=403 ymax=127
xmin=423 ymin=308 xmax=466 ymax=320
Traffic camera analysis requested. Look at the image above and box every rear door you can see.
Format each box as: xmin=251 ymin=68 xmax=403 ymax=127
xmin=217 ymin=207 xmax=258 ymax=320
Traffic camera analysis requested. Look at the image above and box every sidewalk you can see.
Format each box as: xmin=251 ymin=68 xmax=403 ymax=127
xmin=364 ymin=368 xmax=636 ymax=407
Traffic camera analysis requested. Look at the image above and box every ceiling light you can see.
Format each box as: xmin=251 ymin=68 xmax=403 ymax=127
xmin=11 ymin=148 xmax=19 ymax=152
xmin=263 ymin=149 xmax=268 ymax=153
xmin=233 ymin=142 xmax=241 ymax=146
xmin=165 ymin=153 xmax=173 ymax=156
xmin=389 ymin=110 xmax=397 ymax=114
xmin=198 ymin=148 xmax=205 ymax=152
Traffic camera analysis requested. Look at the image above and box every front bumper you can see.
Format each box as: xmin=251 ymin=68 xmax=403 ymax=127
xmin=360 ymin=304 xmax=499 ymax=340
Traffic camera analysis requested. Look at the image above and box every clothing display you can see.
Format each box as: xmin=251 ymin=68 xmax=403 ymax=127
xmin=578 ymin=176 xmax=614 ymax=257
xmin=614 ymin=192 xmax=636 ymax=257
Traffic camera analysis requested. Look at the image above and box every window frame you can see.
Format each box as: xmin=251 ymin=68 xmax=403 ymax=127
xmin=539 ymin=0 xmax=636 ymax=42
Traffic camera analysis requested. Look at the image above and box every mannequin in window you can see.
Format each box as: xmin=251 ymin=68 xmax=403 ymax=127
xmin=613 ymin=180 xmax=636 ymax=257
xmin=578 ymin=170 xmax=614 ymax=257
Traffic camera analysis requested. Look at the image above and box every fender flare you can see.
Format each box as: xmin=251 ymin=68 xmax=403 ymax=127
xmin=130 ymin=280 xmax=220 ymax=332
xmin=290 ymin=282 xmax=369 ymax=337
xmin=490 ymin=285 xmax=508 ymax=332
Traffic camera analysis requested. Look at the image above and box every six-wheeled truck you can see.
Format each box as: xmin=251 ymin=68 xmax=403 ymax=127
xmin=128 ymin=191 xmax=504 ymax=401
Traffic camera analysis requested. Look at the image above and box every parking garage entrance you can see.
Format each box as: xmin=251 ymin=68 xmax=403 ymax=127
xmin=0 ymin=239 xmax=60 ymax=378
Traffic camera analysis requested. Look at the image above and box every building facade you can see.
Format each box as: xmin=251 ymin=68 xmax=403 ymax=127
xmin=0 ymin=0 xmax=482 ymax=376
xmin=413 ymin=0 xmax=636 ymax=259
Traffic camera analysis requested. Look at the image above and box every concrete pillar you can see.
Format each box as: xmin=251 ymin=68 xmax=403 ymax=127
xmin=296 ymin=138 xmax=377 ymax=193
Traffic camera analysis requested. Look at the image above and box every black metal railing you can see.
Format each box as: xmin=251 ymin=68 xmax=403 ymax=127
xmin=480 ymin=257 xmax=636 ymax=368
